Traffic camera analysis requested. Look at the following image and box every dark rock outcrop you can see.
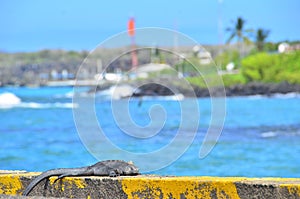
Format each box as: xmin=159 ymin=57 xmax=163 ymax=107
xmin=93 ymin=80 xmax=300 ymax=98
xmin=132 ymin=83 xmax=174 ymax=97
xmin=225 ymin=82 xmax=300 ymax=97
xmin=131 ymin=82 xmax=300 ymax=98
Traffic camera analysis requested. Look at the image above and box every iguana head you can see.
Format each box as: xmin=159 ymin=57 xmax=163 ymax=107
xmin=93 ymin=160 xmax=140 ymax=176
xmin=121 ymin=161 xmax=139 ymax=175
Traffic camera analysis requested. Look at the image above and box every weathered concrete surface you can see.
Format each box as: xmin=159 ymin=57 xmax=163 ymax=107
xmin=1 ymin=172 xmax=300 ymax=198
xmin=0 ymin=194 xmax=69 ymax=199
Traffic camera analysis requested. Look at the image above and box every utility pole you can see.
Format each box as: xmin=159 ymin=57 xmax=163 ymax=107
xmin=128 ymin=17 xmax=138 ymax=69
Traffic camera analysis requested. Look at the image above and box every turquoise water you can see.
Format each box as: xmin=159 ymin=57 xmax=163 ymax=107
xmin=0 ymin=87 xmax=300 ymax=177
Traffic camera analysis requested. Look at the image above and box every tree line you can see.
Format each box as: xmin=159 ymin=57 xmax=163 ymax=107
xmin=0 ymin=16 xmax=298 ymax=87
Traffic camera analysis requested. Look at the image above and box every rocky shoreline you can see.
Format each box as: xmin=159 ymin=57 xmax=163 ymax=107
xmin=94 ymin=81 xmax=300 ymax=98
xmin=187 ymin=82 xmax=300 ymax=97
xmin=131 ymin=82 xmax=300 ymax=98
xmin=222 ymin=82 xmax=300 ymax=97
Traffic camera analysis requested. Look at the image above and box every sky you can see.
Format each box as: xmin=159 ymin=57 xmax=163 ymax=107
xmin=1 ymin=0 xmax=299 ymax=52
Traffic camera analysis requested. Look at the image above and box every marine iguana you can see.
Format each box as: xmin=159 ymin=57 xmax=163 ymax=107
xmin=22 ymin=160 xmax=139 ymax=196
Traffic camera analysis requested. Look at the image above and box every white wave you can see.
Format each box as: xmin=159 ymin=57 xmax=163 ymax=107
xmin=0 ymin=91 xmax=78 ymax=109
xmin=271 ymin=92 xmax=300 ymax=99
xmin=260 ymin=131 xmax=277 ymax=138
xmin=0 ymin=92 xmax=21 ymax=108
xmin=54 ymin=91 xmax=74 ymax=98
xmin=94 ymin=85 xmax=185 ymax=101
xmin=245 ymin=92 xmax=300 ymax=99
xmin=139 ymin=94 xmax=185 ymax=101
xmin=17 ymin=102 xmax=78 ymax=109
xmin=245 ymin=94 xmax=265 ymax=100
xmin=95 ymin=85 xmax=134 ymax=100
xmin=55 ymin=102 xmax=78 ymax=108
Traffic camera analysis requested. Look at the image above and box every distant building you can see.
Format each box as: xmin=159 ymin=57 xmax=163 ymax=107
xmin=51 ymin=70 xmax=59 ymax=80
xmin=198 ymin=50 xmax=212 ymax=65
xmin=61 ymin=69 xmax=69 ymax=80
xmin=193 ymin=45 xmax=212 ymax=64
xmin=278 ymin=43 xmax=300 ymax=53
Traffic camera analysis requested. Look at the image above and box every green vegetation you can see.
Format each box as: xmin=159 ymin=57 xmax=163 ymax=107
xmin=174 ymin=57 xmax=204 ymax=74
xmin=214 ymin=50 xmax=240 ymax=70
xmin=185 ymin=72 xmax=247 ymax=88
xmin=186 ymin=51 xmax=300 ymax=88
xmin=226 ymin=17 xmax=252 ymax=45
xmin=2 ymin=46 xmax=299 ymax=88
xmin=241 ymin=51 xmax=300 ymax=84
xmin=222 ymin=73 xmax=247 ymax=86
xmin=182 ymin=51 xmax=300 ymax=90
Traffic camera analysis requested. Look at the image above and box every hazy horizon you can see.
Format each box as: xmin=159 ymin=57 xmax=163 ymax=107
xmin=1 ymin=0 xmax=300 ymax=52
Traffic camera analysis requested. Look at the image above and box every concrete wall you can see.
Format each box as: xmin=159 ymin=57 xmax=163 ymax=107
xmin=1 ymin=171 xmax=300 ymax=198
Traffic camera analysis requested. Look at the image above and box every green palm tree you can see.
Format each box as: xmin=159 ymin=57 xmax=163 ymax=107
xmin=226 ymin=17 xmax=252 ymax=44
xmin=256 ymin=28 xmax=270 ymax=51
xmin=226 ymin=17 xmax=252 ymax=67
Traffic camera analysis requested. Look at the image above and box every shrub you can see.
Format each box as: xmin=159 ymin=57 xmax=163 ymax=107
xmin=241 ymin=51 xmax=300 ymax=84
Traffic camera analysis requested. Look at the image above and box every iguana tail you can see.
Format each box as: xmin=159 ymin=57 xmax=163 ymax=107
xmin=22 ymin=168 xmax=77 ymax=196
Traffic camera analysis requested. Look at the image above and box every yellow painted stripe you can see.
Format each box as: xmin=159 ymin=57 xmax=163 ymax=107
xmin=280 ymin=184 xmax=300 ymax=196
xmin=0 ymin=174 xmax=23 ymax=195
xmin=1 ymin=173 xmax=300 ymax=198
xmin=0 ymin=173 xmax=87 ymax=196
xmin=121 ymin=177 xmax=241 ymax=199
xmin=121 ymin=176 xmax=300 ymax=199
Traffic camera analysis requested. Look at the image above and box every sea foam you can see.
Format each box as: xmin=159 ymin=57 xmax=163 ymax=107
xmin=0 ymin=92 xmax=77 ymax=109
xmin=0 ymin=92 xmax=21 ymax=108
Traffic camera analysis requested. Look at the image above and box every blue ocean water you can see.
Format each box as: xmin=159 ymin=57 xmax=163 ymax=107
xmin=0 ymin=87 xmax=300 ymax=177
